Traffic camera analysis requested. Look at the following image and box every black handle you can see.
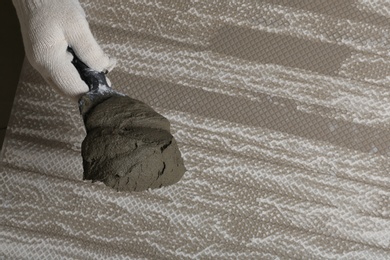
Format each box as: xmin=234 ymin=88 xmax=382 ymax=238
xmin=68 ymin=46 xmax=110 ymax=91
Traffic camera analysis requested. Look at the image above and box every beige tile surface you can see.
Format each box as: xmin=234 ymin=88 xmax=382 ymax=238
xmin=2 ymin=1 xmax=390 ymax=259
xmin=0 ymin=1 xmax=24 ymax=150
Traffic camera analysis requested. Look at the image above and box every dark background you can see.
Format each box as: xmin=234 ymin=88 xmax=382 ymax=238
xmin=0 ymin=1 xmax=24 ymax=150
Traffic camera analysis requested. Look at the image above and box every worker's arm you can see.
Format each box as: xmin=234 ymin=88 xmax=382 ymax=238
xmin=12 ymin=0 xmax=116 ymax=101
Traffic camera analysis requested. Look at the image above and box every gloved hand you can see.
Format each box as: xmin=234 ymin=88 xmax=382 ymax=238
xmin=13 ymin=0 xmax=116 ymax=101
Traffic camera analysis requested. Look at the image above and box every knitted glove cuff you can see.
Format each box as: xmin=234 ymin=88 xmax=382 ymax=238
xmin=12 ymin=0 xmax=82 ymax=18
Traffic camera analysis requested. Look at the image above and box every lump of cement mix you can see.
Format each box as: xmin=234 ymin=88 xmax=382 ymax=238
xmin=80 ymin=94 xmax=185 ymax=192
xmin=69 ymin=47 xmax=185 ymax=192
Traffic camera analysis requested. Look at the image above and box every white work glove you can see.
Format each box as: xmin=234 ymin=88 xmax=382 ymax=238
xmin=13 ymin=0 xmax=115 ymax=101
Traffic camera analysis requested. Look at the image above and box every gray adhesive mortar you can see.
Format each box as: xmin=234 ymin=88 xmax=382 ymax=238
xmin=69 ymin=46 xmax=185 ymax=192
xmin=80 ymin=93 xmax=186 ymax=192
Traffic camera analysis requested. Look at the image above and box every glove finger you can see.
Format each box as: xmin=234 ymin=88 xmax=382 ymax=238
xmin=42 ymin=43 xmax=89 ymax=100
xmin=67 ymin=20 xmax=116 ymax=73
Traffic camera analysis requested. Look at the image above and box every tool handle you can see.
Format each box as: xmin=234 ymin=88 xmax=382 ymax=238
xmin=68 ymin=46 xmax=110 ymax=91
